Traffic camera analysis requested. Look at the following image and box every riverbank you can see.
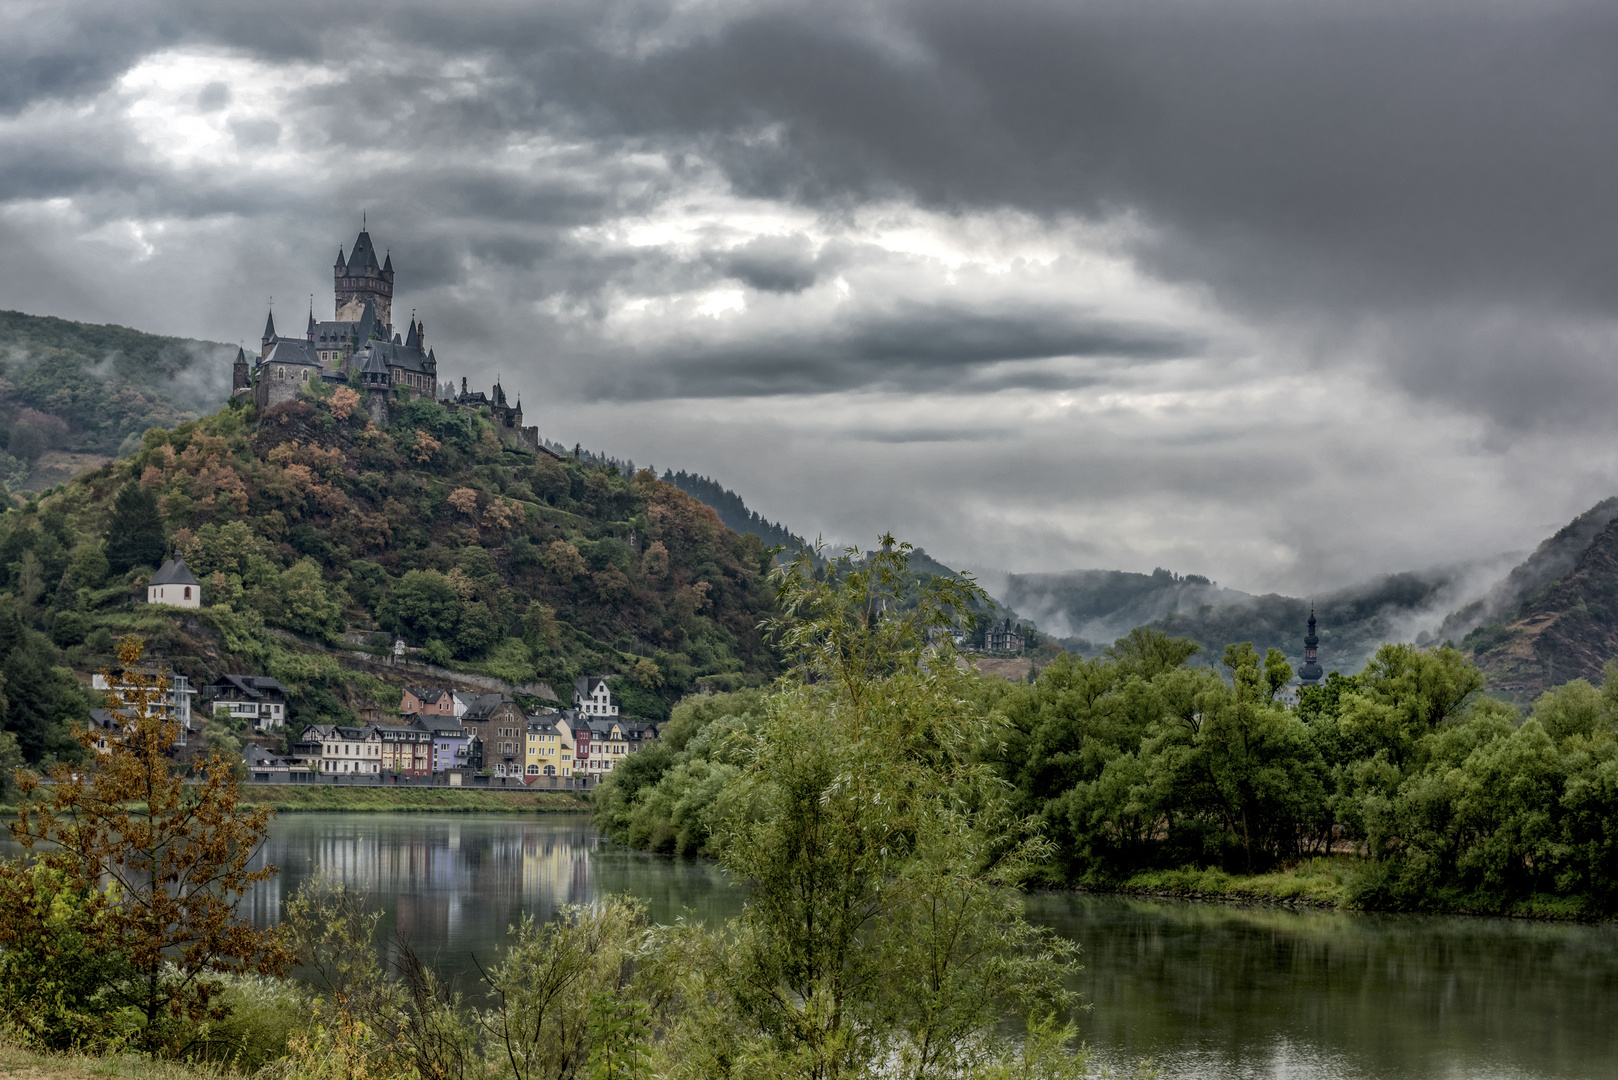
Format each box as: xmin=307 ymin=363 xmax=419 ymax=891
xmin=0 ymin=1041 xmax=213 ymax=1080
xmin=238 ymin=785 xmax=590 ymax=813
xmin=1092 ymin=858 xmax=1611 ymax=921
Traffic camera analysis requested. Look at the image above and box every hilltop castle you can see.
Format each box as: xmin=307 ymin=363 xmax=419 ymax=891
xmin=235 ymin=226 xmax=540 ymax=452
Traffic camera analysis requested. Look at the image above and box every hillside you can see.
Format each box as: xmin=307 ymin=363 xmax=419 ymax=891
xmin=1462 ymin=513 xmax=1618 ymax=698
xmin=1435 ymin=496 xmax=1618 ymax=645
xmin=0 ymin=387 xmax=780 ymax=762
xmin=0 ymin=310 xmax=235 ymax=497
xmin=662 ymin=470 xmax=810 ymax=554
xmin=999 ymin=566 xmax=1249 ymax=649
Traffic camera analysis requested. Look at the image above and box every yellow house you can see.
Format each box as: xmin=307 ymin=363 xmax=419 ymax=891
xmin=524 ymin=716 xmax=574 ymax=781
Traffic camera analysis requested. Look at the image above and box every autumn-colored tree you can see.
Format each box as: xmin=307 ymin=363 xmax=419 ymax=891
xmin=6 ymin=636 xmax=292 ymax=1052
xmin=329 ymin=386 xmax=361 ymax=420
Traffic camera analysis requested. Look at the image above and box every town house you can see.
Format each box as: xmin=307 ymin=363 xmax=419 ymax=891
xmin=524 ymin=716 xmax=574 ymax=780
xmin=456 ymin=693 xmax=531 ymax=777
xmin=296 ymin=724 xmax=382 ymax=774
xmin=205 ymin=674 xmax=290 ymax=731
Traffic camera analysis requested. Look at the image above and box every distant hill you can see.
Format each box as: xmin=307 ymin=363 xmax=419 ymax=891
xmin=1456 ymin=500 xmax=1618 ymax=699
xmin=999 ymin=567 xmax=1249 ymax=650
xmin=0 ymin=310 xmax=235 ymax=496
xmin=1145 ymin=566 xmax=1498 ymax=677
xmin=1436 ymin=496 xmax=1618 ymax=645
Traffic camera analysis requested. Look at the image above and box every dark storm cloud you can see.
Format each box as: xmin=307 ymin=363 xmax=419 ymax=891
xmin=596 ymin=306 xmax=1192 ymax=400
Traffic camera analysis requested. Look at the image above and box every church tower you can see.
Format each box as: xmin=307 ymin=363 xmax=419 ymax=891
xmin=1299 ymin=607 xmax=1324 ymax=687
xmin=334 ymin=225 xmax=393 ymax=333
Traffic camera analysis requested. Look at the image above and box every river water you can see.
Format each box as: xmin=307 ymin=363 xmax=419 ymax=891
xmin=243 ymin=813 xmax=1615 ymax=1080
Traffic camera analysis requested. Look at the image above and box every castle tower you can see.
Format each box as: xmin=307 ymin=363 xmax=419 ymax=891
xmin=260 ymin=308 xmax=276 ymax=360
xmin=334 ymin=227 xmax=393 ymax=333
xmin=231 ymin=346 xmax=251 ymax=397
xmin=1299 ymin=607 xmax=1324 ymax=687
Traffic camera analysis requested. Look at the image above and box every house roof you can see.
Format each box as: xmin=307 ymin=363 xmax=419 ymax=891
xmin=208 ymin=674 xmax=288 ymax=700
xmin=243 ymin=743 xmax=289 ymax=769
xmin=461 ymin=693 xmax=519 ymax=720
xmin=575 ymin=675 xmax=610 ymax=698
xmin=150 ymin=553 xmax=199 ymax=587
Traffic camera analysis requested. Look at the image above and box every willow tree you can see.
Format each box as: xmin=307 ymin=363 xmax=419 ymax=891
xmin=6 ymin=636 xmax=291 ymax=1052
xmin=647 ymin=538 xmax=1086 ymax=1080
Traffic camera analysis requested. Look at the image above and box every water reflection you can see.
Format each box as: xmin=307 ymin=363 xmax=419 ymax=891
xmin=250 ymin=813 xmax=739 ymax=990
xmin=1028 ymin=892 xmax=1618 ymax=1080
xmin=31 ymin=811 xmax=1617 ymax=1079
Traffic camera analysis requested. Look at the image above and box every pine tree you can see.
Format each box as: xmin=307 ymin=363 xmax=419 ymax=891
xmin=104 ymin=480 xmax=166 ymax=575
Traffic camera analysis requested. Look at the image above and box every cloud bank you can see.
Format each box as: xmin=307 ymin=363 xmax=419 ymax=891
xmin=3 ymin=0 xmax=1618 ymax=594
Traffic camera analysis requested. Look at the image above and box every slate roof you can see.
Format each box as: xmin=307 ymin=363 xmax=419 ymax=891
xmin=208 ymin=674 xmax=288 ymax=700
xmin=260 ymin=338 xmax=322 ymax=368
xmin=345 ymin=229 xmax=382 ymax=275
xmin=150 ymin=553 xmax=199 ymax=587
xmin=462 ymin=693 xmax=521 ymax=720
xmin=575 ymin=675 xmax=610 ymax=698
xmin=262 ymin=309 xmax=276 ymax=340
xmin=243 ymin=743 xmax=290 ymax=769
xmin=355 ymin=337 xmax=435 ymax=376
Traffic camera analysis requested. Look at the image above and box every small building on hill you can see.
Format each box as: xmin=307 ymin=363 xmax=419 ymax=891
xmin=147 ymin=552 xmax=201 ymax=608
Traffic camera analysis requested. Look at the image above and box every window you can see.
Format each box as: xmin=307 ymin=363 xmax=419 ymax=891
xmin=527 ymin=765 xmax=539 ymax=775
xmin=183 ymin=587 xmax=191 ymax=600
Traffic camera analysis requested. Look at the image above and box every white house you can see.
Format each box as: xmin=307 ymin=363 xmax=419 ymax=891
xmin=574 ymin=675 xmax=618 ymax=717
xmin=147 ymin=552 xmax=201 ymax=608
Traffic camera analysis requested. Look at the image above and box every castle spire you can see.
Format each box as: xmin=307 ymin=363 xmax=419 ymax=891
xmin=1299 ymin=606 xmax=1323 ymax=687
xmin=262 ymin=306 xmax=276 ymax=343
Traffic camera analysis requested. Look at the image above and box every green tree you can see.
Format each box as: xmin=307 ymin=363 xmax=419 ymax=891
xmin=646 ymin=538 xmax=1083 ymax=1080
xmin=382 ymin=569 xmax=463 ymax=645
xmin=266 ymin=558 xmax=345 ymax=640
xmin=104 ymin=479 xmax=166 ymax=574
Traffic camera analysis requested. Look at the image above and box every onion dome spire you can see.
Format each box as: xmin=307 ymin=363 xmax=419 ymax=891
xmin=1299 ymin=606 xmax=1324 ymax=686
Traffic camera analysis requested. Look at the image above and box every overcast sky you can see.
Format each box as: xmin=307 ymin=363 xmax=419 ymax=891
xmin=5 ymin=0 xmax=1618 ymax=593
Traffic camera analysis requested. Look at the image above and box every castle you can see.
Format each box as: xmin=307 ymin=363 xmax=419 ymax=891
xmin=235 ymin=226 xmax=541 ymax=452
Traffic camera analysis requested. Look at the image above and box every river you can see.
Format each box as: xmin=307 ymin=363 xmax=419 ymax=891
xmin=243 ymin=812 xmax=1615 ymax=1080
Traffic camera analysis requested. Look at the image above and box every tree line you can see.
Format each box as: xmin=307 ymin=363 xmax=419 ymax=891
xmin=602 ymin=621 xmax=1618 ymax=916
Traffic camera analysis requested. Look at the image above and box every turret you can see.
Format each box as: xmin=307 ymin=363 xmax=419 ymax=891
xmin=231 ymin=346 xmax=251 ymax=396
xmin=306 ymin=304 xmax=317 ymax=341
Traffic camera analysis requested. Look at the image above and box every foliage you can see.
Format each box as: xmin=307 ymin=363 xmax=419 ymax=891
xmin=105 ymin=480 xmax=167 ymax=575
xmin=479 ymin=899 xmax=649 ymax=1080
xmin=6 ymin=637 xmax=292 ymax=1052
xmin=0 ymin=863 xmax=135 ymax=1049
xmin=639 ymin=539 xmax=1086 ymax=1079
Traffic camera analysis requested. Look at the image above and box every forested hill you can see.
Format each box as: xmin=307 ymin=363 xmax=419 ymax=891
xmin=0 ymin=388 xmax=780 ymax=764
xmin=1000 ymin=567 xmax=1249 ymax=649
xmin=1146 ymin=567 xmax=1489 ymax=678
xmin=661 ymin=470 xmax=809 ymax=554
xmin=0 ymin=310 xmax=234 ymax=489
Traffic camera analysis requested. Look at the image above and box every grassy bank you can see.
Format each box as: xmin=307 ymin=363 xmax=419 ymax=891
xmin=1113 ymin=858 xmax=1357 ymax=908
xmin=238 ymin=785 xmax=590 ymax=813
xmin=0 ymin=1040 xmax=220 ymax=1080
xmin=1105 ymin=858 xmax=1612 ymax=920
